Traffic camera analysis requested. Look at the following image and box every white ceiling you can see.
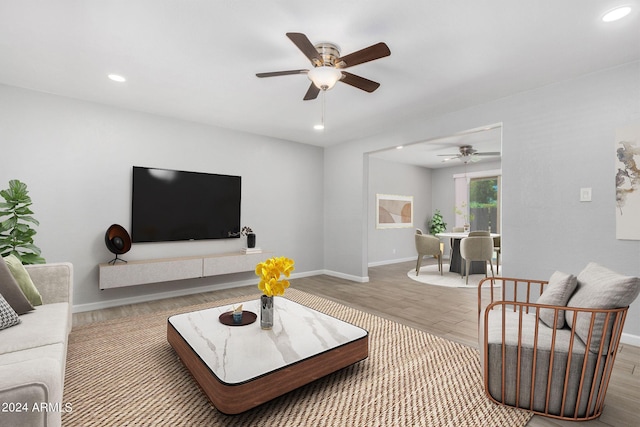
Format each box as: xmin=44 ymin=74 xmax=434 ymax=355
xmin=0 ymin=1 xmax=638 ymax=153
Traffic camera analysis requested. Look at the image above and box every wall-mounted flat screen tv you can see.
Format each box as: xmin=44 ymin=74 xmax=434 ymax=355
xmin=131 ymin=166 xmax=241 ymax=243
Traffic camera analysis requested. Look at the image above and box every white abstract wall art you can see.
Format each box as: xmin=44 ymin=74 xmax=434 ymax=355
xmin=376 ymin=194 xmax=413 ymax=229
xmin=615 ymin=122 xmax=640 ymax=240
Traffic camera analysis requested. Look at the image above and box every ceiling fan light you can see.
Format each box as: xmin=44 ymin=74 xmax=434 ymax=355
xmin=308 ymin=67 xmax=342 ymax=90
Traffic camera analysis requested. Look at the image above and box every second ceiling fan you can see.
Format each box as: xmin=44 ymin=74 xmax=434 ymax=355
xmin=439 ymin=145 xmax=501 ymax=164
xmin=256 ymin=32 xmax=391 ymax=100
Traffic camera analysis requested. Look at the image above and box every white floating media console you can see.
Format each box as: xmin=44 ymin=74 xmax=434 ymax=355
xmin=99 ymin=251 xmax=271 ymax=290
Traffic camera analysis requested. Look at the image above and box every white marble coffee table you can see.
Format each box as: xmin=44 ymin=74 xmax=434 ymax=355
xmin=167 ymin=297 xmax=369 ymax=414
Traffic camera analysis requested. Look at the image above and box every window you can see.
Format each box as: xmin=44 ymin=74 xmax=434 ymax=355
xmin=469 ymin=176 xmax=500 ymax=232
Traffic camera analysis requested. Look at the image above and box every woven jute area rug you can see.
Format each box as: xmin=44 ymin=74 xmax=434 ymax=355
xmin=63 ymin=289 xmax=531 ymax=426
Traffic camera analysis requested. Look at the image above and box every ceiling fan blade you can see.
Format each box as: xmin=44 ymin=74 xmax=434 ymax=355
xmin=340 ymin=72 xmax=380 ymax=93
xmin=303 ymin=83 xmax=320 ymax=100
xmin=441 ymin=156 xmax=459 ymax=162
xmin=437 ymin=154 xmax=461 ymax=157
xmin=286 ymin=32 xmax=322 ymax=66
xmin=337 ymin=42 xmax=391 ymax=68
xmin=256 ymin=69 xmax=308 ymax=78
xmin=474 ymin=152 xmax=501 ymax=156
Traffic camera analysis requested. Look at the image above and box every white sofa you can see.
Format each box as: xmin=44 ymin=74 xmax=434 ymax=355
xmin=0 ymin=262 xmax=73 ymax=427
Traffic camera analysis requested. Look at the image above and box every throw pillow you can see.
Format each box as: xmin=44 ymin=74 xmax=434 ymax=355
xmin=3 ymin=254 xmax=43 ymax=306
xmin=567 ymin=262 xmax=640 ymax=353
xmin=537 ymin=271 xmax=577 ymax=329
xmin=0 ymin=293 xmax=21 ymax=330
xmin=0 ymin=257 xmax=34 ymax=314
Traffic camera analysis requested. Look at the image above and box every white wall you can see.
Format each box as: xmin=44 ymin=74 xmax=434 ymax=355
xmin=367 ymin=157 xmax=432 ymax=265
xmin=324 ymin=62 xmax=640 ymax=341
xmin=0 ymin=84 xmax=325 ymax=309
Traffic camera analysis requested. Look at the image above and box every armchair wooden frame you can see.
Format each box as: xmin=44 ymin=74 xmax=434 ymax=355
xmin=477 ymin=277 xmax=628 ymax=421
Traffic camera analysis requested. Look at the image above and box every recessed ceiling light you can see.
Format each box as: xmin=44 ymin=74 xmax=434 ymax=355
xmin=108 ymin=74 xmax=126 ymax=82
xmin=602 ymin=6 xmax=631 ymax=22
xmin=313 ymin=124 xmax=325 ymax=131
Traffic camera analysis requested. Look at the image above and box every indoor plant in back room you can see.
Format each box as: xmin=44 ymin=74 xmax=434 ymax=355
xmin=0 ymin=179 xmax=45 ymax=264
xmin=428 ymin=209 xmax=447 ymax=235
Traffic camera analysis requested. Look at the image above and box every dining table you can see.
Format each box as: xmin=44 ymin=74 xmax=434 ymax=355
xmin=435 ymin=232 xmax=500 ymax=276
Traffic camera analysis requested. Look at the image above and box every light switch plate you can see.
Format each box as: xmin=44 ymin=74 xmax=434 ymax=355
xmin=580 ymin=187 xmax=592 ymax=202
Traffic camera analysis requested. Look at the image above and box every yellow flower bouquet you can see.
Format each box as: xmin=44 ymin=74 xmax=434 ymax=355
xmin=255 ymin=256 xmax=295 ymax=297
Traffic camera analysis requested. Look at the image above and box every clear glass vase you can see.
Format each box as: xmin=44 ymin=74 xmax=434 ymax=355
xmin=260 ymin=295 xmax=274 ymax=330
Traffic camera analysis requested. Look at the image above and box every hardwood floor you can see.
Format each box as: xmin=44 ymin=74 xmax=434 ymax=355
xmin=73 ymin=260 xmax=640 ymax=427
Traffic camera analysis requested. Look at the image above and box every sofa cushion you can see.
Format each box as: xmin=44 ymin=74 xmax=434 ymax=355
xmin=567 ymin=263 xmax=640 ymax=352
xmin=4 ymin=254 xmax=43 ymax=306
xmin=0 ymin=302 xmax=70 ymax=354
xmin=0 ymin=342 xmax=65 ymax=365
xmin=0 ymin=257 xmax=33 ymax=314
xmin=483 ymin=309 xmax=601 ymax=418
xmin=0 ymin=293 xmax=21 ymax=330
xmin=485 ymin=308 xmax=586 ymax=353
xmin=537 ymin=271 xmax=577 ymax=329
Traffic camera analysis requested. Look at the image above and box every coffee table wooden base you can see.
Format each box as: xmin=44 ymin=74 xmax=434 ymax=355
xmin=168 ymin=320 xmax=368 ymax=415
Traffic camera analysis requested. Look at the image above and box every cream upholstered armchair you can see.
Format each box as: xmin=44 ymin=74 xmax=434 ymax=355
xmin=460 ymin=236 xmax=494 ymax=284
xmin=478 ymin=263 xmax=640 ymax=421
xmin=414 ymin=229 xmax=442 ymax=276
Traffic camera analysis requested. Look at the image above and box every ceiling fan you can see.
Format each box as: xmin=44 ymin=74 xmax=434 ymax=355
xmin=256 ymin=32 xmax=391 ymax=100
xmin=438 ymin=145 xmax=501 ymax=164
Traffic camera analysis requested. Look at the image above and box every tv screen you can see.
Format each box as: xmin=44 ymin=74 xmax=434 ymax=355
xmin=131 ymin=166 xmax=241 ymax=243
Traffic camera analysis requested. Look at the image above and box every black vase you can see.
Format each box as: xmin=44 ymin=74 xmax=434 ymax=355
xmin=247 ymin=233 xmax=256 ymax=248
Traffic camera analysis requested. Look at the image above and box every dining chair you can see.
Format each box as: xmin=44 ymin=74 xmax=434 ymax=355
xmin=460 ymin=236 xmax=494 ymax=284
xmin=469 ymin=230 xmax=490 ymax=236
xmin=415 ymin=229 xmax=443 ymax=276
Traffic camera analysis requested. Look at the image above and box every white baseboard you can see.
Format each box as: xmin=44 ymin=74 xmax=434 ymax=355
xmin=322 ymin=269 xmax=369 ymax=283
xmin=621 ymin=332 xmax=640 ymax=347
xmin=368 ymin=257 xmax=415 ymax=267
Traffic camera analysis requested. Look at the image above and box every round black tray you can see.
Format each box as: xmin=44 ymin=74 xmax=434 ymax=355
xmin=218 ymin=310 xmax=257 ymax=326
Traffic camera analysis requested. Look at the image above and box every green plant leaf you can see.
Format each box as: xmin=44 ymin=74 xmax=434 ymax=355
xmin=20 ymin=253 xmax=46 ymax=264
xmin=18 ymin=215 xmax=39 ymax=225
xmin=15 ymin=206 xmax=35 ymax=215
xmin=8 ymin=180 xmax=29 ymax=198
xmin=1 ymin=217 xmax=17 ymax=231
xmin=16 ymin=242 xmax=41 ymax=255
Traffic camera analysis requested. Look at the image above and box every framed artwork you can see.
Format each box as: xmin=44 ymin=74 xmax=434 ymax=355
xmin=615 ymin=122 xmax=640 ymax=240
xmin=376 ymin=194 xmax=413 ymax=229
